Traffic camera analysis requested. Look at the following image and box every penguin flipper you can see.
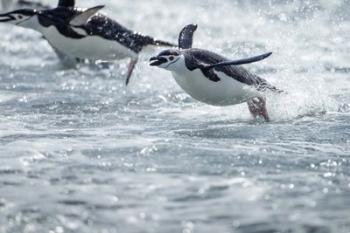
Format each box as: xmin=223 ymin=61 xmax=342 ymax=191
xmin=184 ymin=55 xmax=221 ymax=82
xmin=70 ymin=5 xmax=104 ymax=26
xmin=178 ymin=24 xmax=198 ymax=49
xmin=204 ymin=52 xmax=272 ymax=69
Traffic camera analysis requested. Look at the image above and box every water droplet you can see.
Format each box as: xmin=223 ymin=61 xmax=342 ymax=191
xmin=55 ymin=226 xmax=64 ymax=233
xmin=182 ymin=221 xmax=194 ymax=233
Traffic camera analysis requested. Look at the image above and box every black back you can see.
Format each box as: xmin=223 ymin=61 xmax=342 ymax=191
xmin=58 ymin=0 xmax=74 ymax=8
xmin=37 ymin=7 xmax=169 ymax=53
xmin=38 ymin=7 xmax=85 ymax=39
xmin=183 ymin=49 xmax=280 ymax=92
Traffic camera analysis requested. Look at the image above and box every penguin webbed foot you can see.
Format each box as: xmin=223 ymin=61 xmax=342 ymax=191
xmin=125 ymin=58 xmax=138 ymax=86
xmin=247 ymin=97 xmax=270 ymax=122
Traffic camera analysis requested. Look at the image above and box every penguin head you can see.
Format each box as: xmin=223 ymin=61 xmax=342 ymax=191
xmin=150 ymin=49 xmax=182 ymax=70
xmin=0 ymin=9 xmax=37 ymax=26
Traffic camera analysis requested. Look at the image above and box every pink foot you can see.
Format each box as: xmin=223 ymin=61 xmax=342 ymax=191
xmin=247 ymin=97 xmax=270 ymax=122
xmin=125 ymin=58 xmax=138 ymax=86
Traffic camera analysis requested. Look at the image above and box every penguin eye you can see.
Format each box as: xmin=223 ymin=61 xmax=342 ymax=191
xmin=18 ymin=15 xmax=23 ymax=19
xmin=169 ymin=56 xmax=174 ymax=61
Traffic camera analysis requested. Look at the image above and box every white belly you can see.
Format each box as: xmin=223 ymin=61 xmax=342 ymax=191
xmin=172 ymin=69 xmax=260 ymax=106
xmin=41 ymin=26 xmax=137 ymax=60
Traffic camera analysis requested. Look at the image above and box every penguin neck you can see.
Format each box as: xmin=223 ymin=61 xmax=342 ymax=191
xmin=167 ymin=55 xmax=188 ymax=74
xmin=167 ymin=55 xmax=196 ymax=90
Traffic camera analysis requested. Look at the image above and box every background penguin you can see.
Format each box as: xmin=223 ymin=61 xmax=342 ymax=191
xmin=0 ymin=0 xmax=84 ymax=66
xmin=0 ymin=0 xmax=176 ymax=84
xmin=149 ymin=24 xmax=282 ymax=122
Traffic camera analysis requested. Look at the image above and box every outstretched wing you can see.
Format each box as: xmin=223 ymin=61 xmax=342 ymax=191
xmin=204 ymin=52 xmax=272 ymax=69
xmin=184 ymin=49 xmax=281 ymax=92
xmin=178 ymin=24 xmax=198 ymax=49
xmin=69 ymin=5 xmax=104 ymax=26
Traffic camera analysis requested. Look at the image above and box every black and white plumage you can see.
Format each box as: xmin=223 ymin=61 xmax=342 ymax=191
xmin=0 ymin=0 xmax=176 ymax=84
xmin=150 ymin=24 xmax=282 ymax=121
xmin=35 ymin=5 xmax=174 ymax=55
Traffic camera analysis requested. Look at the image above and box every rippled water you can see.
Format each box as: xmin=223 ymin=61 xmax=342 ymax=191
xmin=0 ymin=0 xmax=349 ymax=232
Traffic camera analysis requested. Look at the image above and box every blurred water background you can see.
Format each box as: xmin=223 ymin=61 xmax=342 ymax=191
xmin=0 ymin=0 xmax=349 ymax=232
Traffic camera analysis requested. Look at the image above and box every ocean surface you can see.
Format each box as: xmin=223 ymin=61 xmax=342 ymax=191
xmin=0 ymin=0 xmax=349 ymax=232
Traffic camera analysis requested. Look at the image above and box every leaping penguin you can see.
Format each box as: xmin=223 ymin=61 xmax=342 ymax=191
xmin=0 ymin=0 xmax=176 ymax=84
xmin=149 ymin=24 xmax=282 ymax=122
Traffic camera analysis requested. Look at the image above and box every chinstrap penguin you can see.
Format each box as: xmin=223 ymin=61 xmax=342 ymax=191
xmin=149 ymin=24 xmax=282 ymax=122
xmin=0 ymin=0 xmax=176 ymax=84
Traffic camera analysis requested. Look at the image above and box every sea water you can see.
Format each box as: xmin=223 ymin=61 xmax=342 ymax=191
xmin=0 ymin=0 xmax=349 ymax=232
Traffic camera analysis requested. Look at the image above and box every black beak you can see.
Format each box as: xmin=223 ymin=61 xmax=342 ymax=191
xmin=0 ymin=13 xmax=14 ymax=22
xmin=149 ymin=56 xmax=167 ymax=66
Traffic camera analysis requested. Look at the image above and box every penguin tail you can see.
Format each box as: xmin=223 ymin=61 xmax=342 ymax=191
xmin=259 ymin=83 xmax=285 ymax=94
xmin=152 ymin=39 xmax=176 ymax=47
xmin=141 ymin=35 xmax=176 ymax=48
